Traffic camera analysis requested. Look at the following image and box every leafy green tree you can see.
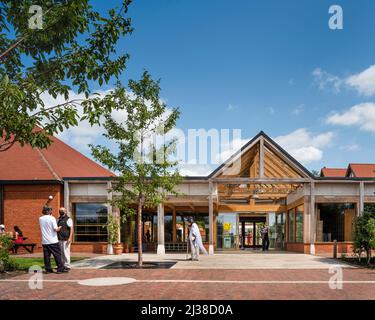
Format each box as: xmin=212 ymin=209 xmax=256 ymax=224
xmin=353 ymin=205 xmax=375 ymax=264
xmin=0 ymin=0 xmax=133 ymax=151
xmin=91 ymin=71 xmax=181 ymax=266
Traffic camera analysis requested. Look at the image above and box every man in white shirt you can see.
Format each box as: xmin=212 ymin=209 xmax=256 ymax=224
xmin=187 ymin=217 xmax=208 ymax=261
xmin=39 ymin=205 xmax=66 ymax=274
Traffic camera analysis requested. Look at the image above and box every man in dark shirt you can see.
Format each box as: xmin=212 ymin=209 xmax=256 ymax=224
xmin=57 ymin=207 xmax=73 ymax=271
xmin=261 ymin=224 xmax=270 ymax=251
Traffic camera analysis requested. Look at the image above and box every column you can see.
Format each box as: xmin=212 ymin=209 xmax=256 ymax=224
xmin=172 ymin=207 xmax=177 ymax=242
xmin=359 ymin=181 xmax=365 ymax=216
xmin=63 ymin=180 xmax=70 ymax=212
xmin=208 ymin=181 xmax=214 ymax=255
xmin=157 ymin=203 xmax=165 ymax=254
xmin=309 ymin=181 xmax=316 ymax=255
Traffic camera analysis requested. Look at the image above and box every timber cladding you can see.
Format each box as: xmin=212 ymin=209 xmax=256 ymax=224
xmin=3 ymin=184 xmax=63 ymax=251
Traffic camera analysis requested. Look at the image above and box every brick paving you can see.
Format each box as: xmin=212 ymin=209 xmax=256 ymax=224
xmin=0 ymin=268 xmax=374 ymax=300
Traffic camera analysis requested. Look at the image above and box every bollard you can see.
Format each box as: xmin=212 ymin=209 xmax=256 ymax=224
xmin=333 ymin=240 xmax=337 ymax=259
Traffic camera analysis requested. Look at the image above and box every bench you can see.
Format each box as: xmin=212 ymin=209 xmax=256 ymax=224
xmin=12 ymin=243 xmax=36 ymax=254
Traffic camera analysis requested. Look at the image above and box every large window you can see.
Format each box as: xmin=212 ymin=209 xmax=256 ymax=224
xmin=216 ymin=213 xmax=238 ymax=249
xmin=74 ymin=203 xmax=108 ymax=242
xmin=288 ymin=210 xmax=295 ymax=242
xmin=275 ymin=212 xmax=285 ymax=249
xmin=287 ymin=206 xmax=304 ymax=243
xmin=317 ymin=203 xmax=355 ymax=242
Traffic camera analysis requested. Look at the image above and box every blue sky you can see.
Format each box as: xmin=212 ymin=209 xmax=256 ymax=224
xmin=58 ymin=0 xmax=375 ymax=175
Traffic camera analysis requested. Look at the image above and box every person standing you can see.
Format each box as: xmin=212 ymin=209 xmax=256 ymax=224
xmin=39 ymin=205 xmax=65 ymax=274
xmin=57 ymin=207 xmax=73 ymax=271
xmin=0 ymin=224 xmax=5 ymax=235
xmin=261 ymin=223 xmax=270 ymax=251
xmin=187 ymin=217 xmax=208 ymax=261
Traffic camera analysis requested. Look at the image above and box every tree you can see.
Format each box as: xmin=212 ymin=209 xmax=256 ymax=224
xmin=353 ymin=205 xmax=375 ymax=264
xmin=0 ymin=0 xmax=133 ymax=151
xmin=90 ymin=71 xmax=182 ymax=266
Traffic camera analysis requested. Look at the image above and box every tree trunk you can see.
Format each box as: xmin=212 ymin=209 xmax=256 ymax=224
xmin=137 ymin=200 xmax=143 ymax=267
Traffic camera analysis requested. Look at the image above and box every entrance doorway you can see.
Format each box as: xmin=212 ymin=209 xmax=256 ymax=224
xmin=239 ymin=216 xmax=266 ymax=249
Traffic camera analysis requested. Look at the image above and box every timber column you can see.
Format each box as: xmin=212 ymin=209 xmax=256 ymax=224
xmin=309 ymin=181 xmax=316 ymax=255
xmin=209 ymin=181 xmax=214 ymax=255
xmin=358 ymin=181 xmax=365 ymax=216
xmin=157 ymin=203 xmax=165 ymax=254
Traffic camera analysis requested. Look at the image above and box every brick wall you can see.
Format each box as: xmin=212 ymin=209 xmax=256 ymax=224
xmin=4 ymin=184 xmax=63 ymax=251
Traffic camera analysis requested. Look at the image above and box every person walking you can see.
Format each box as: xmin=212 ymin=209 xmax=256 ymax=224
xmin=57 ymin=207 xmax=73 ymax=271
xmin=39 ymin=205 xmax=66 ymax=274
xmin=261 ymin=223 xmax=270 ymax=251
xmin=187 ymin=217 xmax=208 ymax=261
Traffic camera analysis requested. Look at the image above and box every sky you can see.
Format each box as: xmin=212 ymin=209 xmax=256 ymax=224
xmin=56 ymin=0 xmax=375 ymax=176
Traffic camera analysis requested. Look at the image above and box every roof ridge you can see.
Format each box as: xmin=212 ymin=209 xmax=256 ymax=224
xmin=36 ymin=148 xmax=61 ymax=181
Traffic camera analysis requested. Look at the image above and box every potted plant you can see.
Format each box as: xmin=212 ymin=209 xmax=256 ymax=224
xmin=106 ymin=214 xmax=122 ymax=255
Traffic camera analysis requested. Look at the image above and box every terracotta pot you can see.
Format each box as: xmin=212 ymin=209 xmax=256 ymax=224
xmin=123 ymin=243 xmax=131 ymax=253
xmin=113 ymin=243 xmax=124 ymax=255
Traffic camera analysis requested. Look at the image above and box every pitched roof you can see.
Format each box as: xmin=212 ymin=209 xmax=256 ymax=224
xmin=347 ymin=164 xmax=375 ymax=178
xmin=320 ymin=167 xmax=347 ymax=178
xmin=0 ymin=135 xmax=115 ymax=181
xmin=208 ymin=131 xmax=313 ymax=179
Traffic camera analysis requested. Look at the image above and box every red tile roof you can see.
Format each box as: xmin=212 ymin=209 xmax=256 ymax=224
xmin=347 ymin=164 xmax=375 ymax=178
xmin=0 ymin=135 xmax=115 ymax=181
xmin=320 ymin=167 xmax=347 ymax=177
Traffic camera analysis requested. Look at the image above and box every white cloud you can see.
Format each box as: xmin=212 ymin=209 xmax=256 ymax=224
xmin=346 ymin=65 xmax=375 ymax=96
xmin=340 ymin=144 xmax=360 ymax=151
xmin=313 ymin=65 xmax=375 ymax=97
xmin=312 ymin=68 xmax=342 ymax=93
xmin=40 ymin=90 xmax=115 ymax=151
xmin=179 ymin=164 xmax=213 ymax=177
xmin=326 ymin=102 xmax=375 ymax=132
xmin=274 ymin=128 xmax=334 ymax=164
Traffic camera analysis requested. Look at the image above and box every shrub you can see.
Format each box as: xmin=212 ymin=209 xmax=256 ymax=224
xmin=353 ymin=206 xmax=375 ymax=264
xmin=0 ymin=235 xmax=19 ymax=272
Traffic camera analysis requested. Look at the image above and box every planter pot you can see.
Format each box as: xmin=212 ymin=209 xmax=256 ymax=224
xmin=123 ymin=243 xmax=131 ymax=253
xmin=113 ymin=243 xmax=124 ymax=255
xmin=107 ymin=243 xmax=114 ymax=255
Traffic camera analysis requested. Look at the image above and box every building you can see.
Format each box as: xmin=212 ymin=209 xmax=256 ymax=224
xmin=1 ymin=131 xmax=374 ymax=255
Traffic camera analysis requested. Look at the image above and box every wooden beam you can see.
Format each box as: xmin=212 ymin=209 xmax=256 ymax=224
xmin=214 ymin=177 xmax=310 ymax=184
xmin=259 ymin=138 xmax=265 ymax=178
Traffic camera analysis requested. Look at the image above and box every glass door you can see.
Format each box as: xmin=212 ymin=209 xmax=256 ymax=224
xmin=239 ymin=217 xmax=266 ymax=249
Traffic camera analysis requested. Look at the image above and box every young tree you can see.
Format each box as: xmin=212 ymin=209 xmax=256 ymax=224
xmin=353 ymin=205 xmax=375 ymax=264
xmin=91 ymin=71 xmax=182 ymax=266
xmin=0 ymin=0 xmax=133 ymax=151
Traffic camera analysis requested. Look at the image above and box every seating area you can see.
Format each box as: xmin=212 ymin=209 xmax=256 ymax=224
xmin=11 ymin=243 xmax=36 ymax=254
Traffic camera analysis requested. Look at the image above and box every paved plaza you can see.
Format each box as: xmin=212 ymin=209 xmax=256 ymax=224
xmin=1 ymin=252 xmax=374 ymax=300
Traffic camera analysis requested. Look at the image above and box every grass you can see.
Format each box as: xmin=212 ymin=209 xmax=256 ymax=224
xmin=12 ymin=256 xmax=87 ymax=270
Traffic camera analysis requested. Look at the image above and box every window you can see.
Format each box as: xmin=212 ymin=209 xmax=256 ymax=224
xmin=217 ymin=213 xmax=238 ymax=249
xmin=74 ymin=203 xmax=108 ymax=242
xmin=295 ymin=211 xmax=304 ymax=243
xmin=288 ymin=209 xmax=295 ymax=242
xmin=317 ymin=203 xmax=355 ymax=242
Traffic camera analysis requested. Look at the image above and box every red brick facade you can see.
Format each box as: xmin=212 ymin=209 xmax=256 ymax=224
xmin=3 ymin=184 xmax=63 ymax=251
